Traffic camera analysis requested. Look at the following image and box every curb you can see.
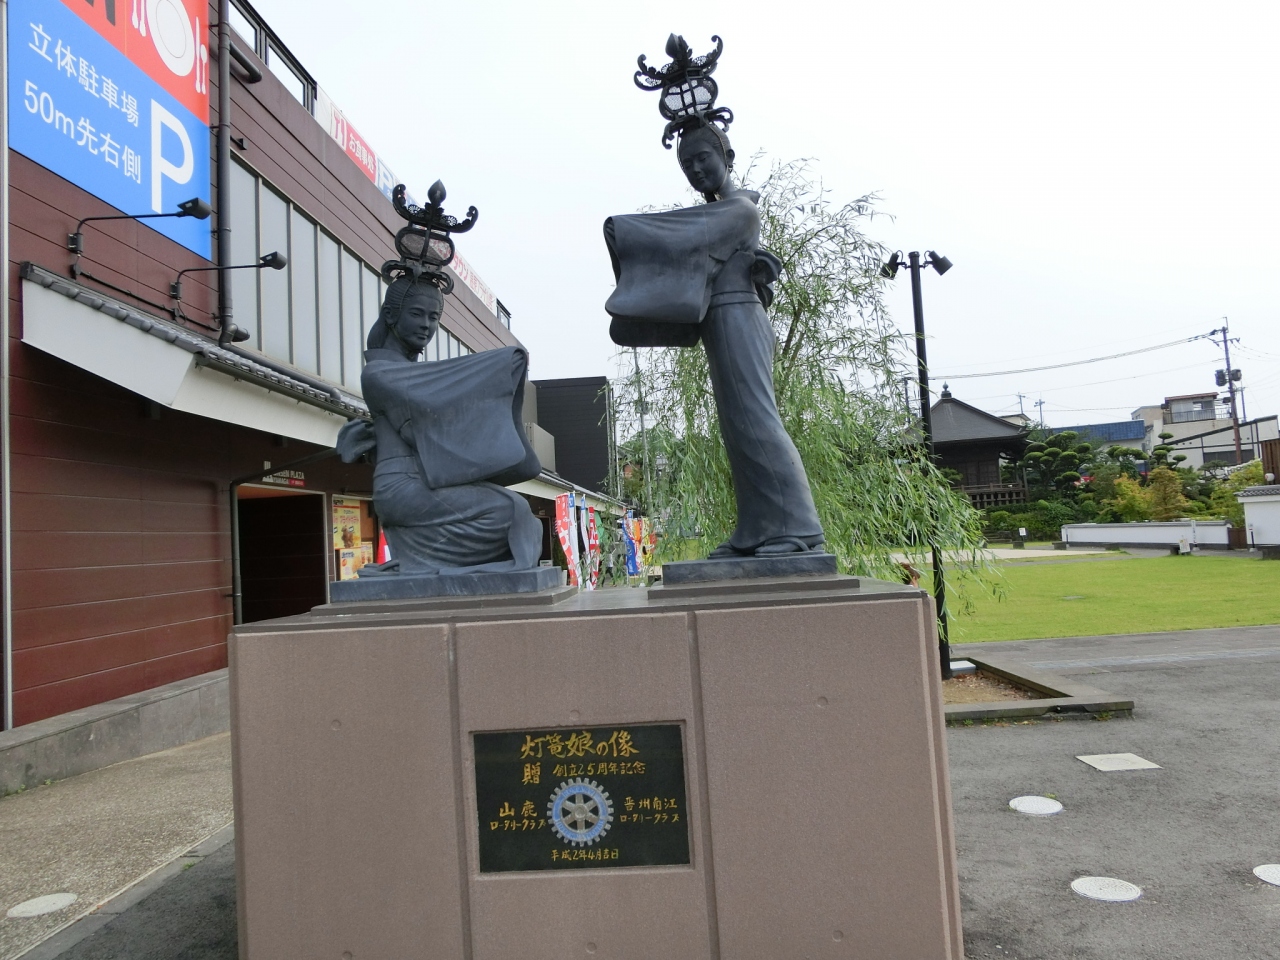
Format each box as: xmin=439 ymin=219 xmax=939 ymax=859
xmin=14 ymin=822 xmax=235 ymax=960
xmin=945 ymin=655 xmax=1134 ymax=722
xmin=0 ymin=670 xmax=229 ymax=796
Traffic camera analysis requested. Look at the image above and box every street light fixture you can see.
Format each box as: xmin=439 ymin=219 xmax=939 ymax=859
xmin=170 ymin=252 xmax=288 ymax=343
xmin=64 ymin=198 xmax=215 ymax=316
xmin=68 ymin=197 xmax=212 ymax=259
xmin=883 ymin=248 xmax=954 ymax=679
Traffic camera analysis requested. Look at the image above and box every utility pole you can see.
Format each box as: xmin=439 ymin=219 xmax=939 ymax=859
xmin=1034 ymin=398 xmax=1046 ymax=426
xmin=1211 ymin=321 xmax=1244 ymax=463
xmin=1016 ymin=393 xmax=1027 ymax=418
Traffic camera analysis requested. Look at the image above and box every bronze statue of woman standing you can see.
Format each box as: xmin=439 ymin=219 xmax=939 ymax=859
xmin=604 ymin=35 xmax=825 ymax=559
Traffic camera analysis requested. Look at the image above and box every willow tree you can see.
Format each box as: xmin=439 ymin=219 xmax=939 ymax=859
xmin=613 ymin=157 xmax=993 ymax=606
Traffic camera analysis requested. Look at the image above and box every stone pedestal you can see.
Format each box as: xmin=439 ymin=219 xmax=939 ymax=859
xmin=230 ymin=576 xmax=962 ymax=960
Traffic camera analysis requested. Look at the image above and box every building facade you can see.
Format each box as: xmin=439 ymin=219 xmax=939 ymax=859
xmin=0 ymin=0 xmax=611 ymax=730
xmin=1130 ymin=393 xmax=1278 ymax=468
xmin=930 ymin=387 xmax=1029 ymax=509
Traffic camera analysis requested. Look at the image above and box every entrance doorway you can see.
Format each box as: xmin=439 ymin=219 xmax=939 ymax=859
xmin=237 ymin=486 xmax=328 ymax=623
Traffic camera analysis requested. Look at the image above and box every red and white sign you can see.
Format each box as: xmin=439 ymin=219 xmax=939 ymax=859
xmin=554 ymin=493 xmax=580 ymax=587
xmin=61 ymin=0 xmax=210 ymax=121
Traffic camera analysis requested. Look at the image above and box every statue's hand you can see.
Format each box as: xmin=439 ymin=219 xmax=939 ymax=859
xmin=336 ymin=418 xmax=377 ymax=463
xmin=752 ymin=249 xmax=783 ymax=309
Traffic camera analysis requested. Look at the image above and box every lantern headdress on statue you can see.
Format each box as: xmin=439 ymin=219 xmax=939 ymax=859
xmin=634 ymin=34 xmax=733 ymax=149
xmin=381 ymin=180 xmax=478 ymax=293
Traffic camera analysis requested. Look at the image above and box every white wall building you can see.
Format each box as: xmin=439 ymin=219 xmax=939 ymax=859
xmin=1236 ymin=486 xmax=1280 ymax=547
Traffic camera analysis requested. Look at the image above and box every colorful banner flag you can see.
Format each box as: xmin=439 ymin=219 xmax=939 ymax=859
xmin=555 ymin=493 xmax=580 ymax=586
xmin=623 ymin=512 xmax=640 ymax=576
xmin=586 ymin=507 xmax=600 ymax=589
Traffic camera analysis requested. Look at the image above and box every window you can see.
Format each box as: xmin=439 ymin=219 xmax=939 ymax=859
xmin=497 ymin=300 xmax=511 ymax=330
xmin=230 ymin=1 xmax=316 ymax=113
xmin=258 ymin=186 xmax=290 ymax=360
xmin=361 ymin=265 xmax=380 ymax=357
xmin=290 ymin=209 xmax=318 ymax=374
xmin=228 ymin=161 xmax=259 ymax=349
xmin=1169 ymin=398 xmax=1217 ymax=423
xmin=228 ymin=159 xmax=475 ymax=391
xmin=266 ymin=43 xmax=307 ymax=106
xmin=340 ymin=250 xmax=363 ymax=390
xmin=317 ymin=232 xmax=342 ymax=384
xmin=226 ymin=3 xmax=257 ymax=49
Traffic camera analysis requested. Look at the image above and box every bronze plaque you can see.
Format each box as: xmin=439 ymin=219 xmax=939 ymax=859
xmin=473 ymin=723 xmax=690 ymax=872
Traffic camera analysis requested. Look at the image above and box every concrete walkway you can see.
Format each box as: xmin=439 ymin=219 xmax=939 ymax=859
xmin=953 ymin=624 xmax=1280 ymax=960
xmin=5 ymin=625 xmax=1280 ymax=959
xmin=0 ymin=735 xmax=232 ymax=960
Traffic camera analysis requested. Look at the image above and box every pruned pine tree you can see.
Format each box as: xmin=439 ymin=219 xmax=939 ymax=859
xmin=613 ymin=157 xmax=995 ymax=609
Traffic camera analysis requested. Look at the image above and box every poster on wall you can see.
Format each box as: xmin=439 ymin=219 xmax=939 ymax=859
xmin=338 ymin=549 xmax=358 ymax=581
xmin=332 ymin=497 xmax=362 ymax=551
xmin=8 ymin=0 xmax=212 ymax=258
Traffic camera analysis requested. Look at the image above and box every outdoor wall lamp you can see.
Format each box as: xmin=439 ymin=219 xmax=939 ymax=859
xmin=881 ymin=248 xmax=955 ymax=679
xmin=170 ymin=252 xmax=288 ymax=341
xmin=67 ymin=197 xmax=212 ymax=258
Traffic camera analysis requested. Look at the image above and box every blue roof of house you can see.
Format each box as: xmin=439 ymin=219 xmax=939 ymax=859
xmin=1057 ymin=420 xmax=1147 ymax=444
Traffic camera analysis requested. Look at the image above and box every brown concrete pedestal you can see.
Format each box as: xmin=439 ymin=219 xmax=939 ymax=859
xmin=230 ymin=577 xmax=963 ymax=959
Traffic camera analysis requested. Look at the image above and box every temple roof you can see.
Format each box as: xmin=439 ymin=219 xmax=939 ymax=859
xmin=930 ymin=387 xmax=1029 ymax=445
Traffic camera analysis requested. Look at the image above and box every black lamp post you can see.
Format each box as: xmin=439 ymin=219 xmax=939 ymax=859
xmin=169 ymin=252 xmax=288 ymax=343
xmin=882 ymin=249 xmax=953 ymax=679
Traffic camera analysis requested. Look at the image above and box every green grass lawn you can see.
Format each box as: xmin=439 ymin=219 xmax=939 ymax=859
xmin=947 ymin=555 xmax=1280 ymax=643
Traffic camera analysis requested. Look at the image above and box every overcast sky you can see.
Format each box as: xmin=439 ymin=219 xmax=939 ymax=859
xmin=250 ymin=0 xmax=1279 ymax=430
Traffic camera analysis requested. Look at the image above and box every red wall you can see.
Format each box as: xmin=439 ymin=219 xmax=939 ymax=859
xmin=3 ymin=2 xmax=517 ymax=725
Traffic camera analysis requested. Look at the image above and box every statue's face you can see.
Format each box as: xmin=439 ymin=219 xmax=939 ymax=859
xmin=393 ymin=286 xmax=442 ymax=355
xmin=678 ymin=129 xmax=729 ymax=195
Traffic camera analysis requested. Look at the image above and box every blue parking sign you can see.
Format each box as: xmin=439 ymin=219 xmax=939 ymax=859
xmin=9 ymin=0 xmax=211 ymax=259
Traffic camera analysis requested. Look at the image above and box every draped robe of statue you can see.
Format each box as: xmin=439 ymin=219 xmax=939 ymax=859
xmin=604 ymin=191 xmax=823 ymax=553
xmin=340 ymin=345 xmax=543 ymax=575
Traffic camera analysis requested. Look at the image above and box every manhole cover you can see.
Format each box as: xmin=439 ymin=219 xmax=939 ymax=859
xmin=1254 ymin=864 xmax=1280 ymax=887
xmin=1009 ymin=795 xmax=1063 ymax=816
xmin=1077 ymin=753 xmax=1161 ymax=771
xmin=7 ymin=892 xmax=78 ymax=918
xmin=1071 ymin=876 xmax=1142 ymax=902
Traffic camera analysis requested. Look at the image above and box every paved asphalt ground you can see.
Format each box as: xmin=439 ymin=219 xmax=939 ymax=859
xmin=5 ymin=624 xmax=1280 ymax=960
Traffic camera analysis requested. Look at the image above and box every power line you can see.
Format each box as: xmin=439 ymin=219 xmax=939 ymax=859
xmin=958 ymin=359 xmax=1211 ymax=404
xmin=937 ymin=333 xmax=1214 ymax=380
xmin=926 ymin=321 xmax=1215 ymax=373
xmin=1041 ymin=403 xmax=1147 ymax=413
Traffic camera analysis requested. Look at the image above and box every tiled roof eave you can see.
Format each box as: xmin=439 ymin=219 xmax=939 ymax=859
xmin=21 ymin=262 xmax=370 ymax=420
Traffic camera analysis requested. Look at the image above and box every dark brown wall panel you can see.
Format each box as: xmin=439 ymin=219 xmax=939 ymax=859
xmin=14 ymin=629 xmax=152 ymax=689
xmin=13 ymin=638 xmax=226 ymax=727
xmin=9 ymin=155 xmax=218 ymax=322
xmin=14 ymin=660 xmax=152 ymax=726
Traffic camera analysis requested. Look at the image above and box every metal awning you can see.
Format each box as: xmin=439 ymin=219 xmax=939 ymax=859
xmin=508 ymin=473 xmax=625 ymax=516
